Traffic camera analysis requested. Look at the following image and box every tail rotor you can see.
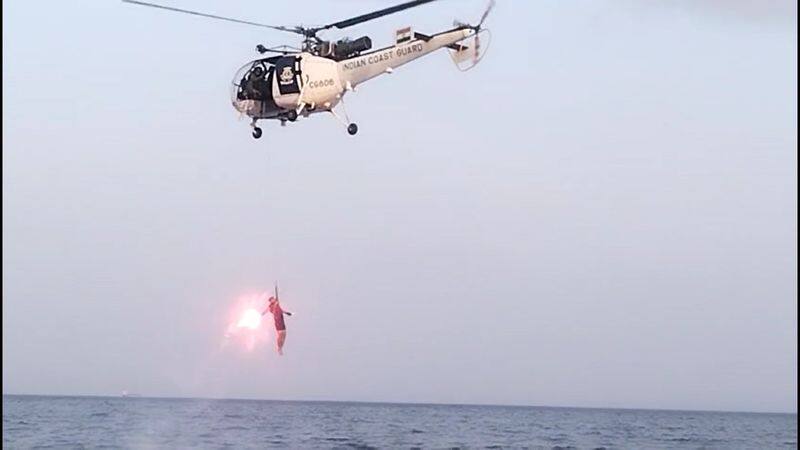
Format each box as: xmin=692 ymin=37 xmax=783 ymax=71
xmin=449 ymin=0 xmax=494 ymax=71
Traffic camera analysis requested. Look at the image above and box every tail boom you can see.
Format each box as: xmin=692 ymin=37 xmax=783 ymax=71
xmin=338 ymin=27 xmax=474 ymax=87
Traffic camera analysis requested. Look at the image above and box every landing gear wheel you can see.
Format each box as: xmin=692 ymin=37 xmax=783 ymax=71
xmin=252 ymin=127 xmax=263 ymax=139
xmin=287 ymin=110 xmax=298 ymax=122
xmin=347 ymin=123 xmax=358 ymax=136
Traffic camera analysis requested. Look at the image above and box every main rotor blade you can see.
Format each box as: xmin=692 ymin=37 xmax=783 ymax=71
xmin=324 ymin=0 xmax=438 ymax=30
xmin=122 ymin=0 xmax=302 ymax=34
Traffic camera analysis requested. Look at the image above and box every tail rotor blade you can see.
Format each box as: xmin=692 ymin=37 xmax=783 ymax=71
xmin=473 ymin=33 xmax=480 ymax=64
xmin=479 ymin=0 xmax=495 ymax=27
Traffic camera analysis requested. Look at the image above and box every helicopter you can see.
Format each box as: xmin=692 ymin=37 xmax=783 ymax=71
xmin=122 ymin=0 xmax=494 ymax=138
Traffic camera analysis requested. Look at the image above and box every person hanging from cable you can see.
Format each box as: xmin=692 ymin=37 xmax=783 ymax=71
xmin=262 ymin=294 xmax=292 ymax=355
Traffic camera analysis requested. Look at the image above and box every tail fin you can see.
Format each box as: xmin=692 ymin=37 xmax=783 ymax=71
xmin=449 ymin=29 xmax=491 ymax=72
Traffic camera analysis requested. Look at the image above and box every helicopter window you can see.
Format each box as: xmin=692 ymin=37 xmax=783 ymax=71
xmin=237 ymin=61 xmax=273 ymax=101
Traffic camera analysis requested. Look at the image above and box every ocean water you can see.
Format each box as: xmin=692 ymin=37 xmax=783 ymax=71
xmin=2 ymin=395 xmax=796 ymax=449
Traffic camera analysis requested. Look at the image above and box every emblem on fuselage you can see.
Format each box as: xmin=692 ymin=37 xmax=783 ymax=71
xmin=279 ymin=67 xmax=295 ymax=85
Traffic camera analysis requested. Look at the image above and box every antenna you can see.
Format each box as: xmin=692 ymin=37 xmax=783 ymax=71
xmin=274 ymin=282 xmax=279 ymax=301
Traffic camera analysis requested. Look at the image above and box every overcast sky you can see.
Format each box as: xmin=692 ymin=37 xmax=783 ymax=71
xmin=3 ymin=0 xmax=797 ymax=413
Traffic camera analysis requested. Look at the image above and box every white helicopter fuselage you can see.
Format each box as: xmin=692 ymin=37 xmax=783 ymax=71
xmin=124 ymin=0 xmax=494 ymax=137
xmin=270 ymin=26 xmax=474 ymax=115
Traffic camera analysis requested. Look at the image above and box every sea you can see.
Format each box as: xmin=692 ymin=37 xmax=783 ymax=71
xmin=2 ymin=395 xmax=796 ymax=449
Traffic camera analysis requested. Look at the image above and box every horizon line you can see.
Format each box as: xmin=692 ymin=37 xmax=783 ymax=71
xmin=2 ymin=392 xmax=796 ymax=416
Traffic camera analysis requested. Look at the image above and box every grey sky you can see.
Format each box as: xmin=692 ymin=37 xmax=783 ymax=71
xmin=3 ymin=1 xmax=797 ymax=413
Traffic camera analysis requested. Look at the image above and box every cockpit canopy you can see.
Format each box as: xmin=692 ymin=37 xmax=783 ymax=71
xmin=230 ymin=55 xmax=300 ymax=119
xmin=232 ymin=58 xmax=277 ymax=102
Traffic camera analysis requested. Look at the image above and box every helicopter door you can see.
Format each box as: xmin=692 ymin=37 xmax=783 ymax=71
xmin=274 ymin=56 xmax=302 ymax=95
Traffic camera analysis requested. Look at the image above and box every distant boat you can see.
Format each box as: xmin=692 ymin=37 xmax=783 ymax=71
xmin=121 ymin=391 xmax=142 ymax=398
